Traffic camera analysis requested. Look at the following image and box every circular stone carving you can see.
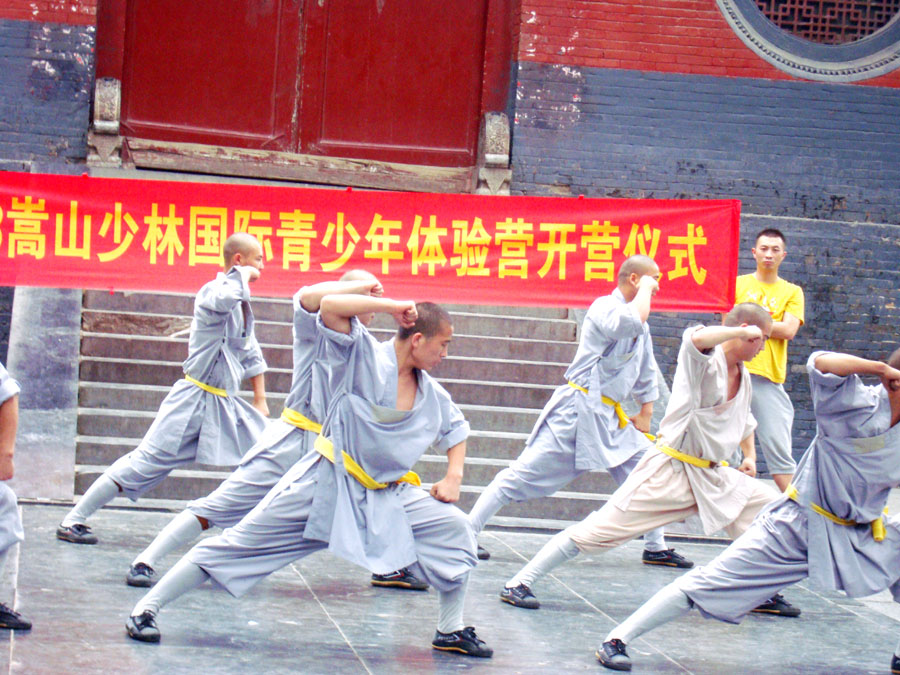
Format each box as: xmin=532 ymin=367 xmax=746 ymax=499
xmin=717 ymin=0 xmax=900 ymax=81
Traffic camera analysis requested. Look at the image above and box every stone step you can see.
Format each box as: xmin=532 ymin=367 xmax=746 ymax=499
xmin=78 ymin=383 xmax=542 ymax=434
xmin=78 ymin=339 xmax=568 ymax=387
xmin=83 ymin=308 xmax=577 ymax=343
xmin=72 ymin=464 xmax=611 ymax=523
xmin=83 ymin=290 xmax=569 ymax=322
xmin=79 ymin=358 xmax=557 ymax=408
xmin=75 ymin=426 xmax=529 ymax=464
xmin=81 ymin=330 xmax=577 ymax=371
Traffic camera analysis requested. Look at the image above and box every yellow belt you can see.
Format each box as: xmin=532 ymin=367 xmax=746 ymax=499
xmin=184 ymin=373 xmax=227 ymax=397
xmin=657 ymin=443 xmax=729 ymax=469
xmin=786 ymin=484 xmax=887 ymax=542
xmin=280 ymin=407 xmax=323 ymax=434
xmin=568 ymin=381 xmax=629 ymax=429
xmin=314 ymin=435 xmax=421 ymax=490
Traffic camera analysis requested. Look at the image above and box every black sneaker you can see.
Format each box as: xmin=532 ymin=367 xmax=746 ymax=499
xmin=596 ymin=639 xmax=632 ymax=671
xmin=126 ymin=611 xmax=160 ymax=643
xmin=477 ymin=544 xmax=491 ymax=560
xmin=56 ymin=523 xmax=98 ymax=545
xmin=126 ymin=563 xmax=156 ymax=588
xmin=371 ymin=567 xmax=429 ymax=591
xmin=0 ymin=603 xmax=31 ymax=630
xmin=641 ymin=548 xmax=694 ymax=569
xmin=499 ymin=583 xmax=540 ymax=609
xmin=891 ymin=653 xmax=900 ymax=674
xmin=431 ymin=626 xmax=493 ymax=658
xmin=751 ymin=593 xmax=801 ymax=617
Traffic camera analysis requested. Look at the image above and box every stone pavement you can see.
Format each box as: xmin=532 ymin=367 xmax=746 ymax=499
xmin=1 ymin=503 xmax=898 ymax=674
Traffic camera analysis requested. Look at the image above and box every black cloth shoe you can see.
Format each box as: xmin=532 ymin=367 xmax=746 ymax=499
xmin=56 ymin=523 xmax=98 ymax=545
xmin=596 ymin=639 xmax=632 ymax=671
xmin=891 ymin=653 xmax=900 ymax=674
xmin=126 ymin=611 xmax=160 ymax=643
xmin=431 ymin=626 xmax=493 ymax=658
xmin=641 ymin=548 xmax=694 ymax=569
xmin=499 ymin=583 xmax=540 ymax=609
xmin=370 ymin=567 xmax=429 ymax=590
xmin=126 ymin=563 xmax=156 ymax=588
xmin=0 ymin=603 xmax=31 ymax=630
xmin=476 ymin=544 xmax=491 ymax=560
xmin=751 ymin=593 xmax=801 ymax=617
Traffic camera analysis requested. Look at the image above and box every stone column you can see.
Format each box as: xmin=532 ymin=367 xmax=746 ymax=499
xmin=6 ymin=288 xmax=81 ymax=500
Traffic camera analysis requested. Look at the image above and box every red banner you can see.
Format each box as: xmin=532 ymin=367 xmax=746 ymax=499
xmin=0 ymin=172 xmax=740 ymax=311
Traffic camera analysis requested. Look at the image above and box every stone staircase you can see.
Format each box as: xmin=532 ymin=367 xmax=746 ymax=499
xmin=76 ymin=290 xmax=625 ymax=532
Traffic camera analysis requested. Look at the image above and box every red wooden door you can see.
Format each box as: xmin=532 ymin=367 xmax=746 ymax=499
xmin=101 ymin=0 xmax=507 ymax=178
xmin=119 ymin=0 xmax=302 ymax=151
xmin=299 ymin=0 xmax=490 ymax=167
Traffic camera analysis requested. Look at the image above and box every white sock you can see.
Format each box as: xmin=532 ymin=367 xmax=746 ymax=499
xmin=133 ymin=511 xmax=205 ymax=569
xmin=437 ymin=576 xmax=469 ymax=634
xmin=894 ymin=635 xmax=900 ymax=658
xmin=131 ymin=557 xmax=210 ymax=617
xmin=507 ymin=529 xmax=579 ymax=590
xmin=467 ymin=483 xmax=510 ymax=534
xmin=61 ymin=474 xmax=120 ymax=527
xmin=606 ymin=583 xmax=693 ymax=644
xmin=642 ymin=526 xmax=667 ymax=553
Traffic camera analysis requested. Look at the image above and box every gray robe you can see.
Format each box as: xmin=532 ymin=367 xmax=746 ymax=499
xmin=187 ymin=291 xmax=326 ymax=526
xmin=137 ymin=267 xmax=268 ymax=467
xmin=787 ymin=351 xmax=900 ymax=598
xmin=527 ymin=288 xmax=659 ymax=473
xmin=304 ymin=318 xmax=470 ymax=573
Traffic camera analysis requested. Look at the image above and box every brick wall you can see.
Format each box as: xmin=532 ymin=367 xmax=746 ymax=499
xmin=511 ymin=1 xmax=900 ymax=465
xmin=518 ymin=0 xmax=900 ymax=88
xmin=0 ymin=18 xmax=95 ymax=171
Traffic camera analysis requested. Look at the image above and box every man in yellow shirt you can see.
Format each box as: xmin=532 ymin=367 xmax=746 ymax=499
xmin=735 ymin=228 xmax=804 ymax=493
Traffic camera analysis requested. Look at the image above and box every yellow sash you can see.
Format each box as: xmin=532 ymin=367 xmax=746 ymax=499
xmin=657 ymin=443 xmax=729 ymax=469
xmin=786 ymin=484 xmax=886 ymax=542
xmin=314 ymin=435 xmax=421 ymax=490
xmin=568 ymin=381 xmax=629 ymax=429
xmin=280 ymin=407 xmax=323 ymax=434
xmin=184 ymin=373 xmax=227 ymax=397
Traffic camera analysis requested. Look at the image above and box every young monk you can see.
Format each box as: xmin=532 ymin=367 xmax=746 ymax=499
xmin=124 ymin=270 xmax=383 ymax=586
xmin=470 ymin=255 xmax=691 ymax=597
xmin=126 ymin=300 xmax=492 ymax=658
xmin=501 ymin=304 xmax=798 ymax=620
xmin=57 ymin=233 xmax=269 ymax=544
xmin=598 ymin=349 xmax=900 ymax=672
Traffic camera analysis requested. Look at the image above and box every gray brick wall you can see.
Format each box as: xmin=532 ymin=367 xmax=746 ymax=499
xmin=512 ymin=62 xmax=900 ymax=224
xmin=0 ymin=18 xmax=94 ymax=169
xmin=511 ymin=62 xmax=900 ymax=471
xmin=0 ymin=287 xmax=12 ymax=363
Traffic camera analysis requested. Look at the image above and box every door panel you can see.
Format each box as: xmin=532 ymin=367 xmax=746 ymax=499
xmin=300 ymin=0 xmax=488 ymax=166
xmin=120 ymin=0 xmax=302 ymax=150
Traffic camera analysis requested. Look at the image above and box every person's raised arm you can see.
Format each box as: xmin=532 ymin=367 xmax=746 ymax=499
xmin=298 ymin=278 xmax=383 ymax=313
xmin=630 ymin=275 xmax=658 ymax=324
xmin=319 ymin=295 xmax=416 ymax=335
xmin=814 ymin=353 xmax=900 ymax=391
xmin=691 ymin=324 xmax=762 ymax=353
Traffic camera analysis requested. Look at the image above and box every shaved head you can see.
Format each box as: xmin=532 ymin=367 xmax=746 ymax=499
xmin=617 ymin=255 xmax=658 ymax=284
xmin=340 ymin=269 xmax=377 ymax=282
xmin=397 ymin=302 xmax=452 ymax=341
xmin=223 ymin=233 xmax=261 ymax=267
xmin=724 ymin=302 xmax=772 ymax=330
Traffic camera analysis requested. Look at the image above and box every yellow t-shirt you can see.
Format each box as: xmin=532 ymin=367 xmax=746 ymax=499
xmin=735 ymin=274 xmax=805 ymax=384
